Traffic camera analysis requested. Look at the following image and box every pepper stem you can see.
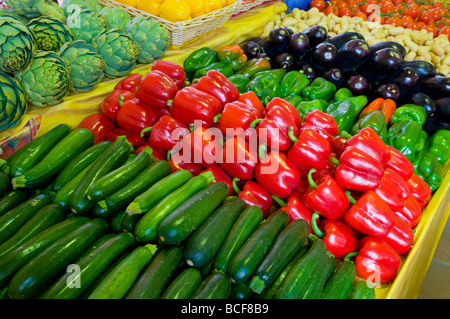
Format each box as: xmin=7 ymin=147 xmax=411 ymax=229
xmin=271 ymin=195 xmax=287 ymax=207
xmin=340 ymin=131 xmax=353 ymax=139
xmin=232 ymin=177 xmax=241 ymax=194
xmin=345 ymin=191 xmax=357 ymax=205
xmin=258 ymin=144 xmax=268 ymax=161
xmin=166 ymin=99 xmax=173 ymax=108
xmin=307 ymin=169 xmax=318 ymax=189
xmin=287 ymin=126 xmax=298 ymax=143
xmin=331 ymin=157 xmax=340 ymax=166
xmin=250 ymin=118 xmax=263 ymax=128
xmin=311 ymin=212 xmax=325 ymax=238
xmin=189 ymin=123 xmax=195 ymax=132
xmin=140 ymin=126 xmax=152 ymax=137
xmin=213 ymin=114 xmax=221 ymax=123
xmin=344 ymin=252 xmax=359 ymax=261
xmin=166 ymin=150 xmax=172 ymax=161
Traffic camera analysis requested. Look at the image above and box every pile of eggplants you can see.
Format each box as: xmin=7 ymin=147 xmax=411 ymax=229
xmin=240 ymin=27 xmax=450 ymax=135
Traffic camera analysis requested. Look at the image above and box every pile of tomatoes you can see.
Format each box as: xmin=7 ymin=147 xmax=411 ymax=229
xmin=310 ymin=0 xmax=450 ymax=39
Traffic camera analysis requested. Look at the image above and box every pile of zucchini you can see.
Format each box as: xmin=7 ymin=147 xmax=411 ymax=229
xmin=0 ymin=124 xmax=375 ymax=300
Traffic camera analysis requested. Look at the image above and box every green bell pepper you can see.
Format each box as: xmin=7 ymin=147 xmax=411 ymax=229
xmin=301 ymin=77 xmax=337 ymax=102
xmin=390 ymin=104 xmax=428 ymax=126
xmin=297 ymin=99 xmax=328 ymax=118
xmin=326 ymin=100 xmax=357 ymax=134
xmin=413 ymin=150 xmax=443 ymax=192
xmin=347 ymin=95 xmax=368 ymax=115
xmin=216 ymin=44 xmax=248 ymax=71
xmin=183 ymin=47 xmax=218 ymax=80
xmin=333 ymin=87 xmax=353 ymax=103
xmin=227 ymin=74 xmax=251 ymax=94
xmin=284 ymin=95 xmax=303 ymax=108
xmin=193 ymin=61 xmax=234 ymax=79
xmin=351 ymin=110 xmax=388 ymax=141
xmin=246 ymin=69 xmax=286 ymax=102
xmin=387 ymin=120 xmax=428 ymax=163
xmin=426 ymin=129 xmax=450 ymax=165
xmin=236 ymin=58 xmax=271 ymax=79
xmin=279 ymin=71 xmax=310 ymax=98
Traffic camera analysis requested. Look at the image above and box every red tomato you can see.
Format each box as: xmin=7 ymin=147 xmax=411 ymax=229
xmin=385 ymin=17 xmax=403 ymax=27
xmin=438 ymin=26 xmax=450 ymax=40
xmin=340 ymin=7 xmax=353 ymax=16
xmin=404 ymin=5 xmax=421 ymax=20
xmin=381 ymin=3 xmax=395 ymax=14
xmin=406 ymin=22 xmax=420 ymax=30
xmin=354 ymin=11 xmax=368 ymax=20
xmin=400 ymin=15 xmax=414 ymax=28
xmin=310 ymin=0 xmax=326 ymax=11
xmin=419 ymin=11 xmax=435 ymax=24
xmin=421 ymin=24 xmax=438 ymax=37
xmin=336 ymin=0 xmax=349 ymax=10
xmin=431 ymin=8 xmax=443 ymax=21
xmin=325 ymin=4 xmax=339 ymax=15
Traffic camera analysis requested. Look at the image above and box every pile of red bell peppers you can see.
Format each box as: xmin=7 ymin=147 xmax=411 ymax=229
xmin=78 ymin=59 xmax=434 ymax=286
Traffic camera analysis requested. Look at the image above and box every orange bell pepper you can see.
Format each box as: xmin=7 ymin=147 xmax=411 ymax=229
xmin=358 ymin=98 xmax=396 ymax=124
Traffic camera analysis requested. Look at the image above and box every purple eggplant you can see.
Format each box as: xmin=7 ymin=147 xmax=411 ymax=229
xmin=327 ymin=31 xmax=365 ymax=50
xmin=356 ymin=48 xmax=403 ymax=82
xmin=369 ymin=41 xmax=406 ymax=59
xmin=347 ymin=74 xmax=370 ymax=95
xmin=288 ymin=32 xmax=311 ymax=57
xmin=322 ymin=68 xmax=345 ymax=88
xmin=275 ymin=53 xmax=296 ymax=71
xmin=298 ymin=63 xmax=317 ymax=81
xmin=401 ymin=60 xmax=436 ymax=80
xmin=375 ymin=83 xmax=400 ymax=101
xmin=264 ymin=27 xmax=291 ymax=59
xmin=310 ymin=42 xmax=337 ymax=70
xmin=303 ymin=25 xmax=328 ymax=47
xmin=398 ymin=92 xmax=437 ymax=118
xmin=434 ymin=97 xmax=450 ymax=118
xmin=419 ymin=76 xmax=450 ymax=99
xmin=240 ymin=41 xmax=260 ymax=60
xmin=335 ymin=39 xmax=370 ymax=73
xmin=392 ymin=67 xmax=419 ymax=95
xmin=423 ymin=117 xmax=450 ymax=136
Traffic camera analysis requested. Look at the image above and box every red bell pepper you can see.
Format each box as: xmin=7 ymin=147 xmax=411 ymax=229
xmin=301 ymin=109 xmax=339 ymax=144
xmin=135 ymin=143 xmax=166 ymax=160
xmin=311 ymin=213 xmax=359 ymax=259
xmin=106 ymin=127 xmax=145 ymax=148
xmin=168 ymin=155 xmax=203 ymax=176
xmin=152 ymin=106 xmax=171 ymax=119
xmin=278 ymin=191 xmax=312 ymax=230
xmin=116 ymin=98 xmax=158 ymax=136
xmin=334 ymin=146 xmax=384 ymax=192
xmin=287 ymin=128 xmax=332 ymax=174
xmin=77 ymin=112 xmax=115 ymax=144
xmin=145 ymin=114 xmax=190 ymax=152
xmin=238 ymin=91 xmax=265 ymax=116
xmin=234 ymin=179 xmax=272 ymax=218
xmin=218 ymin=101 xmax=261 ymax=139
xmin=114 ymin=73 xmax=143 ymax=93
xmin=355 ymin=236 xmax=401 ymax=284
xmin=170 ymin=86 xmax=222 ymax=128
xmin=254 ymin=151 xmax=300 ymax=199
xmin=395 ymin=194 xmax=422 ymax=228
xmin=303 ymin=169 xmax=350 ymax=220
xmin=406 ymin=173 xmax=432 ymax=210
xmin=219 ymin=136 xmax=258 ymax=181
xmin=331 ymin=134 xmax=347 ymax=157
xmin=151 ymin=60 xmax=187 ymax=90
xmin=99 ymin=89 xmax=135 ymax=122
xmin=384 ymin=145 xmax=415 ymax=182
xmin=194 ymin=70 xmax=239 ymax=109
xmin=343 ymin=127 xmax=391 ymax=164
xmin=343 ymin=191 xmax=395 ymax=239
xmin=374 ymin=168 xmax=411 ymax=212
xmin=201 ymin=165 xmax=234 ymax=196
xmin=135 ymin=70 xmax=178 ymax=109
xmin=383 ymin=215 xmax=414 ymax=256
xmin=264 ymin=97 xmax=302 ymax=129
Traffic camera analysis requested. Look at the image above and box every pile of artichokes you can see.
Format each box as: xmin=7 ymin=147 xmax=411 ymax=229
xmin=0 ymin=0 xmax=170 ymax=132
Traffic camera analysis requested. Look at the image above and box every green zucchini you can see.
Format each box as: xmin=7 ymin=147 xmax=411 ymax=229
xmin=111 ymin=210 xmax=127 ymax=233
xmin=125 ymin=245 xmax=183 ymax=299
xmin=184 ymin=197 xmax=247 ymax=268
xmin=87 ymin=244 xmax=158 ymax=299
xmin=161 ymin=268 xmax=203 ymax=299
xmin=134 ymin=172 xmax=214 ymax=243
xmin=11 ymin=128 xmax=94 ymax=189
xmin=0 ymin=217 xmax=90 ymax=287
xmin=40 ymin=232 xmax=136 ymax=299
xmin=228 ymin=211 xmax=290 ymax=284
xmin=126 ymin=169 xmax=193 ymax=216
xmin=87 ymin=147 xmax=154 ymax=202
xmin=121 ymin=213 xmax=141 ymax=233
xmin=9 ymin=124 xmax=71 ymax=178
xmin=192 ymin=272 xmax=232 ymax=299
xmin=230 ymin=281 xmax=254 ymax=300
xmin=302 ymin=250 xmax=334 ymax=299
xmin=0 ymin=171 xmax=9 ymax=194
xmin=69 ymin=137 xmax=132 ymax=215
xmin=348 ymin=281 xmax=376 ymax=299
xmin=0 ymin=203 xmax=65 ymax=259
xmin=0 ymin=194 xmax=52 ymax=245
xmin=249 ymin=218 xmax=310 ymax=294
xmin=214 ymin=206 xmax=264 ymax=273
xmin=91 ymin=202 xmax=110 ymax=219
xmin=158 ymin=181 xmax=229 ymax=245
xmin=51 ymin=141 xmax=111 ymax=193
xmin=0 ymin=190 xmax=28 ymax=218
xmin=99 ymin=160 xmax=172 ymax=213
xmin=78 ymin=233 xmax=118 ymax=259
xmin=320 ymin=259 xmax=356 ymax=299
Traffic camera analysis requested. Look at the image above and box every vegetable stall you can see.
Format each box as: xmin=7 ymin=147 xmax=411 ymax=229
xmin=0 ymin=0 xmax=449 ymax=300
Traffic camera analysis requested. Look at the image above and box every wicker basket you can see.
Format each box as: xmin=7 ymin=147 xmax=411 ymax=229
xmin=232 ymin=0 xmax=276 ymax=16
xmin=98 ymin=0 xmax=242 ymax=47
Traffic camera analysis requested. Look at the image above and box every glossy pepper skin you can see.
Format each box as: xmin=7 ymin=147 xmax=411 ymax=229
xmin=169 ymin=156 xmax=203 ymax=176
xmin=147 ymin=114 xmax=190 ymax=152
xmin=279 ymin=71 xmax=310 ymax=98
xmin=219 ymin=136 xmax=258 ymax=181
xmin=384 ymin=145 xmax=415 ymax=182
xmin=406 ymin=173 xmax=432 ymax=210
xmin=151 ymin=60 xmax=187 ymax=90
xmin=358 ymin=97 xmax=396 ymax=124
xmin=351 ymin=110 xmax=388 ymax=142
xmin=235 ymin=179 xmax=272 ymax=218
xmin=426 ymin=129 xmax=450 ymax=165
xmin=245 ymin=69 xmax=286 ymax=103
xmin=116 ymin=99 xmax=158 ymax=136
xmin=333 ymin=87 xmax=353 ymax=103
xmin=303 ymin=169 xmax=350 ymax=220
xmin=227 ymin=74 xmax=251 ymax=93
xmin=412 ymin=150 xmax=443 ymax=192
xmin=301 ymin=109 xmax=339 ymax=144
xmin=135 ymin=143 xmax=166 ymax=161
xmin=387 ymin=119 xmax=427 ymax=162
xmin=284 ymin=95 xmax=303 ymax=108
xmin=279 ymin=191 xmax=312 ymax=230
xmin=106 ymin=128 xmax=145 ymax=148
xmin=216 ymin=44 xmax=248 ymax=71
xmin=200 ymin=165 xmax=234 ymax=196
xmin=194 ymin=70 xmax=240 ymax=109
xmin=114 ymin=73 xmax=143 ymax=92
xmin=334 ymin=146 xmax=384 ymax=192
xmin=236 ymin=57 xmax=271 ymax=79
xmin=77 ymin=113 xmax=115 ymax=144
xmin=170 ymin=86 xmax=222 ymax=128
xmin=395 ymin=194 xmax=422 ymax=228
xmin=297 ymin=99 xmax=328 ymax=119
xmin=135 ymin=70 xmax=179 ymax=109
xmin=255 ymin=151 xmax=301 ymax=199
xmin=326 ymin=100 xmax=357 ymax=134
xmin=343 ymin=191 xmax=395 ymax=239
xmin=374 ymin=168 xmax=411 ymax=212
xmin=238 ymin=91 xmax=265 ymax=116
xmin=344 ymin=127 xmax=391 ymax=165
xmin=355 ymin=236 xmax=401 ymax=284
xmin=99 ymin=89 xmax=135 ymax=122
xmin=193 ymin=62 xmax=234 ymax=79
xmin=183 ymin=47 xmax=218 ymax=80
xmin=383 ymin=215 xmax=414 ymax=256
xmin=302 ymin=77 xmax=337 ymax=102
xmin=311 ymin=214 xmax=359 ymax=259
xmin=390 ymin=104 xmax=428 ymax=126
xmin=218 ymin=101 xmax=261 ymax=139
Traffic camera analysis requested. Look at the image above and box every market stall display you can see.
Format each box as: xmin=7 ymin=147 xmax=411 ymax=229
xmin=0 ymin=0 xmax=449 ymax=300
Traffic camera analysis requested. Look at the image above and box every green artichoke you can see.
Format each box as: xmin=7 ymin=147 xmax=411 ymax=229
xmin=92 ymin=29 xmax=138 ymax=78
xmin=0 ymin=71 xmax=27 ymax=131
xmin=0 ymin=17 xmax=36 ymax=74
xmin=66 ymin=9 xmax=108 ymax=44
xmin=28 ymin=17 xmax=75 ymax=52
xmin=99 ymin=6 xmax=132 ymax=31
xmin=60 ymin=0 xmax=102 ymax=15
xmin=15 ymin=51 xmax=70 ymax=108
xmin=0 ymin=8 xmax=29 ymax=24
xmin=4 ymin=0 xmax=66 ymax=21
xmin=58 ymin=40 xmax=106 ymax=92
xmin=126 ymin=16 xmax=170 ymax=64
